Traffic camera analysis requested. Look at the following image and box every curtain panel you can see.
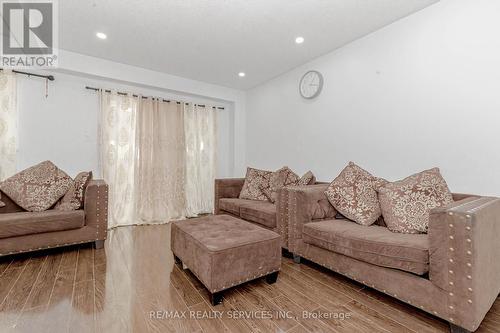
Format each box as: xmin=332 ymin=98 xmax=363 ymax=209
xmin=184 ymin=104 xmax=217 ymax=217
xmin=0 ymin=71 xmax=17 ymax=181
xmin=135 ymin=99 xmax=187 ymax=223
xmin=99 ymin=91 xmax=217 ymax=228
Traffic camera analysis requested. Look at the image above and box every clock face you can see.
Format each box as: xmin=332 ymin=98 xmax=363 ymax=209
xmin=299 ymin=70 xmax=323 ymax=99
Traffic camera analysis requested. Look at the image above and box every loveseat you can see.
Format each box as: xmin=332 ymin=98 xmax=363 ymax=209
xmin=0 ymin=180 xmax=108 ymax=256
xmin=286 ymin=184 xmax=500 ymax=333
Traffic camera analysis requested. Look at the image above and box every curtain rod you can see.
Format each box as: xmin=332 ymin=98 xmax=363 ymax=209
xmin=85 ymin=86 xmax=225 ymax=110
xmin=0 ymin=68 xmax=55 ymax=81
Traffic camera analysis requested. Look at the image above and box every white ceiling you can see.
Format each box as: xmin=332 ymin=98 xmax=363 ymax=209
xmin=60 ymin=0 xmax=438 ymax=90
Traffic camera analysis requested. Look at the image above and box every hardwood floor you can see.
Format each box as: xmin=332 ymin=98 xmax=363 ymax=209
xmin=0 ymin=224 xmax=499 ymax=333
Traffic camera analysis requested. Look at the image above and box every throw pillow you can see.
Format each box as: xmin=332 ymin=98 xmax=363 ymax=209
xmin=55 ymin=171 xmax=93 ymax=211
xmin=297 ymin=170 xmax=316 ymax=186
xmin=263 ymin=166 xmax=299 ymax=203
xmin=263 ymin=167 xmax=316 ymax=203
xmin=0 ymin=193 xmax=4 ymax=208
xmin=239 ymin=167 xmax=272 ymax=201
xmin=0 ymin=161 xmax=73 ymax=212
xmin=378 ymin=167 xmax=453 ymax=234
xmin=325 ymin=162 xmax=387 ymax=226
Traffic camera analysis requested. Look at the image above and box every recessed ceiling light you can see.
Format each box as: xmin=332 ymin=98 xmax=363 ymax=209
xmin=96 ymin=32 xmax=107 ymax=40
xmin=238 ymin=72 xmax=246 ymax=77
xmin=295 ymin=36 xmax=304 ymax=44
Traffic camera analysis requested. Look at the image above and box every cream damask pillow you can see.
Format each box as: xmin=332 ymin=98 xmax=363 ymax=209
xmin=297 ymin=170 xmax=316 ymax=186
xmin=262 ymin=167 xmax=316 ymax=203
xmin=0 ymin=161 xmax=73 ymax=212
xmin=239 ymin=167 xmax=272 ymax=201
xmin=55 ymin=171 xmax=93 ymax=211
xmin=325 ymin=162 xmax=387 ymax=226
xmin=378 ymin=168 xmax=453 ymax=234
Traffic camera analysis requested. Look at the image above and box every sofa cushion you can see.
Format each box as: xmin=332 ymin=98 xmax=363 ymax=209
xmin=56 ymin=171 xmax=93 ymax=211
xmin=0 ymin=161 xmax=73 ymax=212
xmin=302 ymin=219 xmax=429 ymax=275
xmin=378 ymin=168 xmax=453 ymax=234
xmin=239 ymin=167 xmax=272 ymax=201
xmin=239 ymin=200 xmax=277 ymax=229
xmin=219 ymin=198 xmax=244 ymax=216
xmin=219 ymin=198 xmax=277 ymax=229
xmin=0 ymin=210 xmax=85 ymax=239
xmin=325 ymin=162 xmax=387 ymax=226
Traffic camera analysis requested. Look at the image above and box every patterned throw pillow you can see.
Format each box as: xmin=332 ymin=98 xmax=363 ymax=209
xmin=325 ymin=162 xmax=387 ymax=226
xmin=239 ymin=167 xmax=272 ymax=201
xmin=263 ymin=167 xmax=316 ymax=203
xmin=55 ymin=171 xmax=93 ymax=211
xmin=263 ymin=167 xmax=298 ymax=203
xmin=378 ymin=168 xmax=453 ymax=234
xmin=0 ymin=161 xmax=73 ymax=212
xmin=297 ymin=170 xmax=316 ymax=186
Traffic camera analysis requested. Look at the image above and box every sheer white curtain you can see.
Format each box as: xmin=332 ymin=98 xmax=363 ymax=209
xmin=99 ymin=91 xmax=217 ymax=228
xmin=0 ymin=70 xmax=17 ymax=180
xmin=135 ymin=99 xmax=187 ymax=223
xmin=184 ymin=104 xmax=217 ymax=216
xmin=99 ymin=91 xmax=139 ymax=228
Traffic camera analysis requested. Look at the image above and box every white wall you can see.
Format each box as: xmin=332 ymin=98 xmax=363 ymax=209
xmin=18 ymin=52 xmax=242 ymax=178
xmin=246 ymin=0 xmax=500 ymax=196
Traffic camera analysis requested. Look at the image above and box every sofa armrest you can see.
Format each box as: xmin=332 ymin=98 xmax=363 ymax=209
xmin=429 ymin=196 xmax=500 ymax=331
xmin=286 ymin=184 xmax=336 ymax=253
xmin=214 ymin=178 xmax=245 ymax=214
xmin=84 ymin=180 xmax=108 ymax=240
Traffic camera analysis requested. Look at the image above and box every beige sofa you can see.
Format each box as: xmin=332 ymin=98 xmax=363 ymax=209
xmin=0 ymin=180 xmax=108 ymax=256
xmin=286 ymin=184 xmax=500 ymax=333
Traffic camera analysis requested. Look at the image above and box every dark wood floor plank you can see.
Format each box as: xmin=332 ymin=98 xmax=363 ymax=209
xmin=59 ymin=248 xmax=79 ymax=271
xmin=345 ymin=299 xmax=415 ymax=333
xmin=225 ymin=288 xmax=281 ymax=333
xmin=0 ymin=258 xmax=13 ymax=277
xmin=75 ymin=245 xmax=94 ymax=283
xmin=238 ymin=282 xmax=299 ymax=332
xmin=69 ymin=279 xmax=95 ymax=333
xmin=189 ymin=301 xmax=230 ymax=333
xmin=271 ymin=295 xmax=339 ymax=333
xmin=43 ymin=249 xmax=79 ymax=333
xmin=287 ymin=323 xmax=311 ymax=333
xmin=280 ymin=269 xmax=353 ymax=307
xmin=171 ymin=265 xmax=204 ymax=307
xmin=0 ymin=256 xmax=46 ymax=330
xmin=0 ymin=267 xmax=24 ymax=308
xmin=23 ymin=252 xmax=63 ymax=310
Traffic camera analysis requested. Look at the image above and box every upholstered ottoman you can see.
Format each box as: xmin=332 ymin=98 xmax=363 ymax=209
xmin=171 ymin=214 xmax=281 ymax=305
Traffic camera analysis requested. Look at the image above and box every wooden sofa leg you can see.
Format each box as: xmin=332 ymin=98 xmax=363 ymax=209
xmin=210 ymin=291 xmax=223 ymax=306
xmin=266 ymin=272 xmax=279 ymax=284
xmin=293 ymin=254 xmax=301 ymax=264
xmin=450 ymin=324 xmax=471 ymax=333
xmin=94 ymin=240 xmax=105 ymax=249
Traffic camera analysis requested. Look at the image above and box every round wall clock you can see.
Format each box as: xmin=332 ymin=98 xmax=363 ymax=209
xmin=299 ymin=70 xmax=323 ymax=99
